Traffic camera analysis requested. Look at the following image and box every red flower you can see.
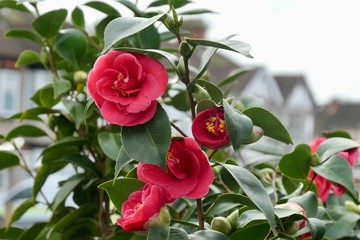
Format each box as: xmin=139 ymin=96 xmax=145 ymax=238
xmin=137 ymin=137 xmax=214 ymax=200
xmin=117 ymin=184 xmax=166 ymax=231
xmin=87 ymin=50 xmax=168 ymax=126
xmin=191 ymin=108 xmax=230 ymax=149
xmin=308 ymin=137 xmax=359 ymax=202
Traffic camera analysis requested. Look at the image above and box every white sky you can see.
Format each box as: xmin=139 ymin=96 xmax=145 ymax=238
xmin=37 ymin=0 xmax=360 ymax=105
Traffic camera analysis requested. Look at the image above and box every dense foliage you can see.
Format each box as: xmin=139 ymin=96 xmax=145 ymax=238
xmin=1 ymin=0 xmax=360 ymax=239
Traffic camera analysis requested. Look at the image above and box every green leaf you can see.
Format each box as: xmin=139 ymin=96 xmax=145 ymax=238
xmin=325 ymin=211 xmax=360 ymax=239
xmin=15 ymin=50 xmax=41 ymax=67
xmin=187 ymin=79 xmax=223 ymax=104
xmin=0 ymin=151 xmax=20 ymax=170
xmin=289 ymin=191 xmax=319 ymax=218
xmin=243 ymin=107 xmax=293 ymax=145
xmin=5 ymin=124 xmax=49 ymax=141
xmin=138 ymin=25 xmax=160 ymax=49
xmin=122 ymin=104 xmax=171 ymax=169
xmin=312 ymin=155 xmax=356 ymax=196
xmin=186 ymin=37 xmax=253 ymax=58
xmin=98 ymin=132 xmax=122 ymax=160
xmin=223 ymin=100 xmax=253 ymax=151
xmin=52 ymin=174 xmax=84 ymax=211
xmin=189 ymin=230 xmax=229 ymax=240
xmin=4 ymin=29 xmax=43 ymax=45
xmin=238 ymin=209 xmax=267 ymax=228
xmin=8 ymin=199 xmax=36 ymax=226
xmin=102 ymin=13 xmax=166 ymax=53
xmin=0 ymin=0 xmax=30 ymax=12
xmin=32 ymin=9 xmax=68 ymax=39
xmin=205 ymin=193 xmax=256 ymax=217
xmin=278 ymin=144 xmax=312 ymax=180
xmin=98 ymin=178 xmax=145 ymax=212
xmin=229 ymin=223 xmax=269 ymax=240
xmin=41 ymin=136 xmax=88 ymax=156
xmin=18 ymin=222 xmax=47 ymax=240
xmin=114 ymin=146 xmax=132 ymax=180
xmin=148 ymin=226 xmax=189 ymax=240
xmin=55 ymin=154 xmax=101 ymax=177
xmin=31 ymin=84 xmax=60 ymax=108
xmin=217 ymin=67 xmax=254 ymax=88
xmin=307 ymin=218 xmax=326 ymax=240
xmin=55 ymin=29 xmax=87 ymax=68
xmin=116 ymin=47 xmax=179 ymax=70
xmin=71 ymin=7 xmax=85 ymax=29
xmin=0 ymin=227 xmax=24 ymax=240
xmin=315 ymin=137 xmax=360 ymax=162
xmin=62 ymin=98 xmax=90 ymax=129
xmin=219 ymin=163 xmax=276 ymax=234
xmin=117 ymin=0 xmax=143 ymax=17
xmin=52 ymin=75 xmax=71 ymax=98
xmin=84 ymin=1 xmax=120 ymax=16
xmin=32 ymin=165 xmax=51 ymax=199
xmin=323 ymin=129 xmax=352 ymax=139
xmin=171 ymin=90 xmax=191 ymax=111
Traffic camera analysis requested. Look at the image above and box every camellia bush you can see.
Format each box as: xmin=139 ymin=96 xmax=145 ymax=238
xmin=1 ymin=0 xmax=360 ymax=239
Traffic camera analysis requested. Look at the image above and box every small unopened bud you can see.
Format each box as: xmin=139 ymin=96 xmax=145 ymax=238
xmin=243 ymin=126 xmax=264 ymax=144
xmin=234 ymin=101 xmax=246 ymax=112
xmin=179 ymin=41 xmax=192 ymax=59
xmin=310 ymin=153 xmax=321 ymax=166
xmin=226 ymin=210 xmax=239 ymax=230
xmin=345 ymin=200 xmax=360 ymax=213
xmin=211 ymin=216 xmax=232 ymax=236
xmin=284 ymin=222 xmax=300 ymax=235
xmin=145 ymin=206 xmax=171 ymax=229
xmin=177 ymin=57 xmax=186 ymax=80
xmin=194 ymin=84 xmax=211 ymax=102
xmin=260 ymin=168 xmax=275 ymax=185
xmin=73 ymin=70 xmax=88 ymax=84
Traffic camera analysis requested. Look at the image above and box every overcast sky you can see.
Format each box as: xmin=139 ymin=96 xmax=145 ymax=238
xmin=37 ymin=0 xmax=360 ymax=105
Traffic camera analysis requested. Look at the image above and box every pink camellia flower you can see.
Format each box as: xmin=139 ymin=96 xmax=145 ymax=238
xmin=191 ymin=108 xmax=230 ymax=149
xmin=87 ymin=50 xmax=168 ymax=126
xmin=308 ymin=137 xmax=359 ymax=202
xmin=117 ymin=184 xmax=166 ymax=231
xmin=137 ymin=137 xmax=214 ymax=200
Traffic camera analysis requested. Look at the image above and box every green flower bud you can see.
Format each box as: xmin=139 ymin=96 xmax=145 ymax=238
xmin=194 ymin=84 xmax=211 ymax=102
xmin=243 ymin=126 xmax=264 ymax=144
xmin=73 ymin=70 xmax=88 ymax=84
xmin=226 ymin=210 xmax=239 ymax=230
xmin=234 ymin=101 xmax=246 ymax=112
xmin=145 ymin=206 xmax=171 ymax=229
xmin=284 ymin=222 xmax=299 ymax=235
xmin=344 ymin=200 xmax=360 ymax=213
xmin=310 ymin=153 xmax=321 ymax=166
xmin=179 ymin=41 xmax=192 ymax=59
xmin=177 ymin=56 xmax=186 ymax=80
xmin=259 ymin=168 xmax=275 ymax=185
xmin=211 ymin=216 xmax=232 ymax=236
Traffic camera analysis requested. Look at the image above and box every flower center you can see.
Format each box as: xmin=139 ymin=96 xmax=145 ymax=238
xmin=205 ymin=115 xmax=226 ymax=136
xmin=111 ymin=72 xmax=139 ymax=97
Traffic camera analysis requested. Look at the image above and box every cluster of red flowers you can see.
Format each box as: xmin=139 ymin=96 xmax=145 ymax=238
xmin=87 ymin=51 xmax=234 ymax=231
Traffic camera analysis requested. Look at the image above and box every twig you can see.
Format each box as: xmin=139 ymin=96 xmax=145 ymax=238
xmin=196 ymin=198 xmax=205 ymax=230
xmin=170 ymin=122 xmax=188 ymax=137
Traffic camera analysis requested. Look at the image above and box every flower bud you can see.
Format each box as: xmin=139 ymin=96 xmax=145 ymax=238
xmin=234 ymin=101 xmax=246 ymax=112
xmin=194 ymin=84 xmax=211 ymax=102
xmin=211 ymin=216 xmax=232 ymax=236
xmin=73 ymin=70 xmax=88 ymax=84
xmin=179 ymin=41 xmax=192 ymax=59
xmin=344 ymin=200 xmax=360 ymax=213
xmin=226 ymin=210 xmax=239 ymax=230
xmin=259 ymin=168 xmax=274 ymax=185
xmin=310 ymin=153 xmax=321 ymax=166
xmin=243 ymin=126 xmax=264 ymax=144
xmin=177 ymin=56 xmax=186 ymax=80
xmin=145 ymin=206 xmax=171 ymax=229
xmin=284 ymin=222 xmax=300 ymax=235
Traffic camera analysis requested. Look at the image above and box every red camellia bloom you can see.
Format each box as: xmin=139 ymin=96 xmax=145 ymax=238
xmin=117 ymin=184 xmax=166 ymax=231
xmin=308 ymin=137 xmax=359 ymax=202
xmin=87 ymin=50 xmax=168 ymax=126
xmin=137 ymin=137 xmax=214 ymax=200
xmin=191 ymin=108 xmax=230 ymax=149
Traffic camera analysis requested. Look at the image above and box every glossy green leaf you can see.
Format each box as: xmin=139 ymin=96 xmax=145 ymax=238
xmin=55 ymin=29 xmax=87 ymax=68
xmin=32 ymin=165 xmax=51 ymax=199
xmin=189 ymin=230 xmax=229 ymax=240
xmin=15 ymin=50 xmax=41 ymax=67
xmin=219 ymin=163 xmax=276 ymax=233
xmin=102 ymin=13 xmax=166 ymax=53
xmin=95 ymin=16 xmax=117 ymax=39
xmin=171 ymin=90 xmax=191 ymax=111
xmin=148 ymin=0 xmax=191 ymax=8
xmin=52 ymin=75 xmax=71 ymax=98
xmin=229 ymin=223 xmax=269 ymax=240
xmin=114 ymin=146 xmax=132 ymax=180
xmin=323 ymin=129 xmax=352 ymax=139
xmin=84 ymin=1 xmax=120 ymax=16
xmin=17 ymin=222 xmax=47 ymax=240
xmin=238 ymin=209 xmax=267 ymax=228
xmin=55 ymin=154 xmax=101 ymax=177
xmin=315 ymin=137 xmax=360 ymax=162
xmin=98 ymin=178 xmax=145 ymax=212
xmin=32 ymin=9 xmax=68 ymax=39
xmin=0 ymin=0 xmax=30 ymax=12
xmin=312 ymin=155 xmax=356 ymax=196
xmin=98 ymin=132 xmax=122 ymax=160
xmin=223 ymin=100 xmax=253 ymax=151
xmin=41 ymin=136 xmax=88 ymax=156
xmin=0 ymin=227 xmax=24 ymax=239
xmin=4 ymin=29 xmax=43 ymax=45
xmin=186 ymin=37 xmax=253 ymax=58
xmin=217 ymin=67 xmax=254 ymax=88
xmin=148 ymin=226 xmax=189 ymax=240
xmin=179 ymin=9 xmax=216 ymax=15
xmin=187 ymin=79 xmax=223 ymax=104
xmin=307 ymin=218 xmax=326 ymax=240
xmin=8 ymin=199 xmax=36 ymax=226
xmin=116 ymin=47 xmax=179 ymax=69
xmin=5 ymin=124 xmax=49 ymax=141
xmin=18 ymin=107 xmax=59 ymax=121
xmin=62 ymin=98 xmax=90 ymax=129
xmin=122 ymin=104 xmax=171 ymax=169
xmin=52 ymin=174 xmax=84 ymax=211
xmin=278 ymin=144 xmax=312 ymax=180
xmin=117 ymin=0 xmax=143 ymax=16
xmin=243 ymin=107 xmax=293 ymax=145
xmin=205 ymin=193 xmax=256 ymax=217
xmin=289 ymin=191 xmax=319 ymax=218
xmin=138 ymin=25 xmax=160 ymax=49
xmin=0 ymin=151 xmax=20 ymax=170
xmin=325 ymin=211 xmax=360 ymax=239
xmin=71 ymin=7 xmax=85 ymax=29
xmin=31 ymin=84 xmax=60 ymax=108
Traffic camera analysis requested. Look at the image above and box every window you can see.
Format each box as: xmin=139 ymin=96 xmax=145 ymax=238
xmin=0 ymin=69 xmax=21 ymax=117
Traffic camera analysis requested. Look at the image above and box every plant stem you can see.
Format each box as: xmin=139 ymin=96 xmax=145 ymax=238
xmin=196 ymin=198 xmax=205 ymax=230
xmin=170 ymin=121 xmax=188 ymax=137
xmin=304 ymin=172 xmax=317 ymax=193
